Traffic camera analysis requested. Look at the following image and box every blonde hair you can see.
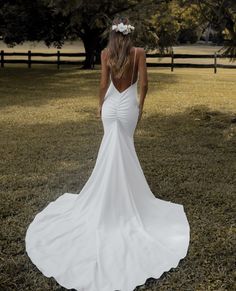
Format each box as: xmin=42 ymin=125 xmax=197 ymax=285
xmin=107 ymin=16 xmax=134 ymax=79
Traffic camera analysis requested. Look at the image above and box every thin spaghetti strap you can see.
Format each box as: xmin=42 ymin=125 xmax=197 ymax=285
xmin=131 ymin=47 xmax=137 ymax=86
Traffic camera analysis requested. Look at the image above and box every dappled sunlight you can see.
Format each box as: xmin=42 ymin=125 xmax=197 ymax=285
xmin=0 ymin=101 xmax=97 ymax=125
xmin=0 ymin=67 xmax=101 ymax=109
xmin=0 ymin=66 xmax=235 ymax=291
xmin=144 ymin=68 xmax=236 ymax=116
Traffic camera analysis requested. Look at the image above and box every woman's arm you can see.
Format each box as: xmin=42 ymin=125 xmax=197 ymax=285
xmin=98 ymin=49 xmax=110 ymax=117
xmin=137 ymin=48 xmax=148 ymax=123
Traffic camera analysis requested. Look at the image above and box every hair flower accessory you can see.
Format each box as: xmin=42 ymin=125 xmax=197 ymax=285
xmin=112 ymin=22 xmax=135 ymax=35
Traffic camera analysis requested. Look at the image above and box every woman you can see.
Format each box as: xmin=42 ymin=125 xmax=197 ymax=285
xmin=25 ymin=16 xmax=190 ymax=291
xmin=98 ymin=21 xmax=147 ymax=126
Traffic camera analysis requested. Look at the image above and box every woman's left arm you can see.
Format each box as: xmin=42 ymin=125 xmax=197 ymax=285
xmin=98 ymin=49 xmax=110 ymax=117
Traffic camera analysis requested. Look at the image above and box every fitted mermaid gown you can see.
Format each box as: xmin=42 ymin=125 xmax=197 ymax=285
xmin=25 ymin=48 xmax=190 ymax=291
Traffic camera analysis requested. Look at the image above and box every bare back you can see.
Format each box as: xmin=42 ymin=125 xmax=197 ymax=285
xmin=110 ymin=47 xmax=138 ymax=93
xmin=101 ymin=47 xmax=148 ymax=94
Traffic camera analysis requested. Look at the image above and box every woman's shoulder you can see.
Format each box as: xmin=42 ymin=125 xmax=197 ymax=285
xmin=133 ymin=47 xmax=146 ymax=59
xmin=101 ymin=47 xmax=109 ymax=59
xmin=134 ymin=47 xmax=146 ymax=53
xmin=133 ymin=47 xmax=146 ymax=61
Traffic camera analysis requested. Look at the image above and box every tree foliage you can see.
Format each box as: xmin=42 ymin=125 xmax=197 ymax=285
xmin=196 ymin=0 xmax=236 ymax=59
xmin=150 ymin=0 xmax=202 ymax=49
xmin=0 ymin=0 xmax=70 ymax=47
xmin=0 ymin=0 xmax=235 ymax=67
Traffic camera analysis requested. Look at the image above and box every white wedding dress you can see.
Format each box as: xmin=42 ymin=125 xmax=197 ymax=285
xmin=25 ymin=48 xmax=190 ymax=291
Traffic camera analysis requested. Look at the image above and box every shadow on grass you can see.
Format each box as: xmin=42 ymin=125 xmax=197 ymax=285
xmin=0 ymin=105 xmax=235 ymax=291
xmin=0 ymin=66 xmax=178 ymax=109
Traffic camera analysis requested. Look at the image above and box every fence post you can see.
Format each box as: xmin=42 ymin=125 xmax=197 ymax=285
xmin=171 ymin=49 xmax=174 ymax=72
xmin=214 ymin=52 xmax=217 ymax=74
xmin=28 ymin=50 xmax=31 ymax=68
xmin=57 ymin=50 xmax=60 ymax=69
xmin=1 ymin=50 xmax=4 ymax=68
xmin=92 ymin=53 xmax=96 ymax=69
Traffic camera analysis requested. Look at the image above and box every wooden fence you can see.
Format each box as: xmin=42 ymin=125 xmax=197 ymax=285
xmin=1 ymin=50 xmax=236 ymax=73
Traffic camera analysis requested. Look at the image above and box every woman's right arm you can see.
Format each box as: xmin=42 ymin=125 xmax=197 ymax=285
xmin=138 ymin=48 xmax=148 ymax=122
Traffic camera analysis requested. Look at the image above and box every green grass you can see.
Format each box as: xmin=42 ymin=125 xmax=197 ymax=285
xmin=0 ymin=66 xmax=235 ymax=291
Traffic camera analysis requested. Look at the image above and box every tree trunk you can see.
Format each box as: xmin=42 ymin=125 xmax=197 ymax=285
xmin=81 ymin=30 xmax=104 ymax=69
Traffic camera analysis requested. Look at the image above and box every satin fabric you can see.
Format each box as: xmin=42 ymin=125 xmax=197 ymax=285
xmin=25 ymin=76 xmax=190 ymax=291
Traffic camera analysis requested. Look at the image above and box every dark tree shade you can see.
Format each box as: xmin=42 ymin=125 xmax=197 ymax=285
xmin=0 ymin=0 xmax=235 ymax=68
xmin=0 ymin=0 xmax=70 ymax=47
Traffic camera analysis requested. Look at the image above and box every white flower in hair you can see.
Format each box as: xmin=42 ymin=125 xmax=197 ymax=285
xmin=112 ymin=22 xmax=135 ymax=35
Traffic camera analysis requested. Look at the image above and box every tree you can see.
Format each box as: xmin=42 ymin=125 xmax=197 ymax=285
xmin=0 ymin=0 xmax=175 ymax=68
xmin=1 ymin=0 xmax=234 ymax=67
xmin=0 ymin=0 xmax=70 ymax=47
xmin=174 ymin=2 xmax=202 ymax=44
xmin=146 ymin=0 xmax=210 ymax=50
xmin=196 ymin=0 xmax=236 ymax=60
xmin=42 ymin=0 xmax=173 ymax=67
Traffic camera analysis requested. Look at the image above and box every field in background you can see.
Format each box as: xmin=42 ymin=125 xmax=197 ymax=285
xmin=0 ymin=40 xmax=225 ymax=54
xmin=0 ymin=40 xmax=234 ymax=66
xmin=0 ymin=65 xmax=235 ymax=290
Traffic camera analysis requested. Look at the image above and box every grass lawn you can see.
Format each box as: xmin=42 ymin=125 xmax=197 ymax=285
xmin=0 ymin=65 xmax=235 ymax=291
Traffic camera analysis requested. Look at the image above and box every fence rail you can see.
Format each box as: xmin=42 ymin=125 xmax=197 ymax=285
xmin=1 ymin=50 xmax=236 ymax=73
